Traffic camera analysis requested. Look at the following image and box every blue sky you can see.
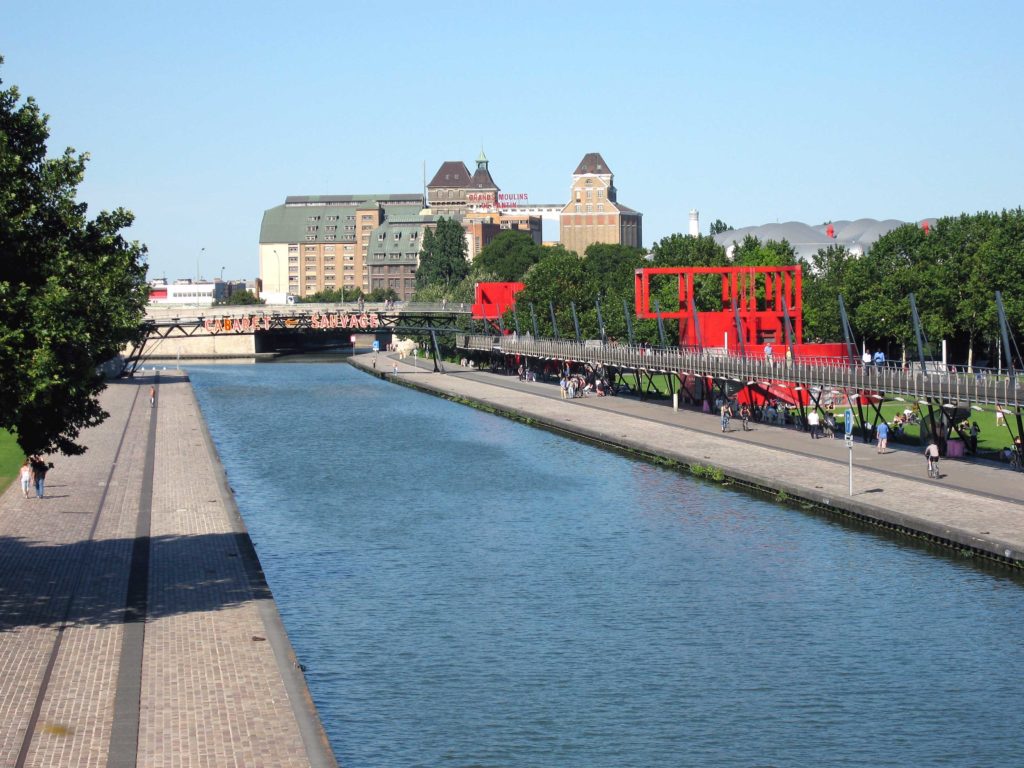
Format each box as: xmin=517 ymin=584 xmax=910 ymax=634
xmin=3 ymin=0 xmax=1022 ymax=281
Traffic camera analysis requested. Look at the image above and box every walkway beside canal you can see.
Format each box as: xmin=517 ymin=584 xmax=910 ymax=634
xmin=0 ymin=373 xmax=335 ymax=767
xmin=357 ymin=352 xmax=1024 ymax=567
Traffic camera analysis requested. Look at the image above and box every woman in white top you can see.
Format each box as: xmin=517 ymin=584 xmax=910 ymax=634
xmin=20 ymin=460 xmax=33 ymax=499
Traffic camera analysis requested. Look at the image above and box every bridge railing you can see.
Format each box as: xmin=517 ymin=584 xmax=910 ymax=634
xmin=458 ymin=334 xmax=1023 ymax=408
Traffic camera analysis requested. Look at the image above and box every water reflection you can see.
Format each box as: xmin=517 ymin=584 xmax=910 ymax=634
xmin=190 ymin=363 xmax=1024 ymax=768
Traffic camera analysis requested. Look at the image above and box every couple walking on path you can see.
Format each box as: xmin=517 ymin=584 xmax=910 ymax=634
xmin=19 ymin=456 xmax=49 ymax=499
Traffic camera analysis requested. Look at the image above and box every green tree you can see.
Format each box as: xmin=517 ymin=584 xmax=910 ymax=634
xmin=220 ymin=289 xmax=264 ymax=305
xmin=802 ymin=245 xmax=856 ymax=343
xmin=366 ymin=287 xmax=399 ymax=303
xmin=730 ymin=235 xmax=797 ymax=267
xmin=515 ymin=249 xmax=588 ymax=337
xmin=472 ymin=230 xmax=544 ymax=282
xmin=709 ymin=219 xmax=732 ymax=235
xmin=580 ymin=243 xmax=647 ymax=341
xmin=649 ymin=233 xmax=728 ymax=315
xmin=0 ymin=62 xmax=149 ymax=456
xmin=416 ymin=217 xmax=469 ymax=291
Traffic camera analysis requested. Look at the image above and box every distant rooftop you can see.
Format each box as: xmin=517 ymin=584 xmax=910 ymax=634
xmin=284 ymin=194 xmax=423 ymax=206
xmin=712 ymin=217 xmax=937 ymax=261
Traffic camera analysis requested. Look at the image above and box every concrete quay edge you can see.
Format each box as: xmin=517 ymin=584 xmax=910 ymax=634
xmin=353 ymin=353 xmax=1024 ymax=570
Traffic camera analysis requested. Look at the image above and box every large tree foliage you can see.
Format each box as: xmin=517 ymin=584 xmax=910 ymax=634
xmin=802 ymin=244 xmax=856 ymax=342
xmin=472 ymin=229 xmax=544 ymax=282
xmin=220 ymin=289 xmax=264 ymax=305
xmin=0 ymin=61 xmax=149 ymax=456
xmin=801 ymin=210 xmax=1024 ymax=364
xmin=415 ymin=217 xmax=469 ymax=292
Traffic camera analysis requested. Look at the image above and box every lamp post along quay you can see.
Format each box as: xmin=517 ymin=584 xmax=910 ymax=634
xmin=846 ymin=407 xmax=855 ymax=495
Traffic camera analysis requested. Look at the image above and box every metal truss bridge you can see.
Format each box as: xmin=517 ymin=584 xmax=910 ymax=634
xmin=126 ymin=303 xmax=471 ymax=373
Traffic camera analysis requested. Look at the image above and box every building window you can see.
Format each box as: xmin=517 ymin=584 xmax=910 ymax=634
xmin=288 ymin=245 xmax=298 ymax=253
xmin=597 ymin=190 xmax=604 ymax=199
xmin=586 ymin=204 xmax=593 ymax=213
xmin=305 ymin=235 xmax=316 ymax=241
xmin=597 ymin=204 xmax=604 ymax=212
xmin=575 ymin=204 xmax=580 ymax=213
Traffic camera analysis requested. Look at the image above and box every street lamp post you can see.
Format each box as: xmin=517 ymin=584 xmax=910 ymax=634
xmin=198 ymin=247 xmax=205 ymax=282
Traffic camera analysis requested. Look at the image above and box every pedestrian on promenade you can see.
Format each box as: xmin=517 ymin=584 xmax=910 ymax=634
xmin=29 ymin=455 xmax=48 ymax=498
xmin=862 ymin=349 xmax=872 ymax=368
xmin=925 ymin=440 xmax=940 ymax=478
xmin=807 ymin=409 xmax=820 ymax=439
xmin=763 ymin=342 xmax=773 ymax=365
xmin=720 ymin=401 xmax=732 ymax=432
xmin=969 ymin=421 xmax=981 ymax=453
xmin=149 ymin=384 xmax=156 ymax=406
xmin=20 ymin=459 xmax=33 ymax=498
xmin=392 ymin=362 xmax=398 ymax=375
xmin=873 ymin=349 xmax=886 ymax=369
xmin=876 ymin=420 xmax=889 ymax=454
xmin=740 ymin=403 xmax=751 ymax=431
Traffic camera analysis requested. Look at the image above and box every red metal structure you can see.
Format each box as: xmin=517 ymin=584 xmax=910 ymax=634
xmin=472 ymin=281 xmax=524 ymax=322
xmin=635 ymin=265 xmax=804 ymax=351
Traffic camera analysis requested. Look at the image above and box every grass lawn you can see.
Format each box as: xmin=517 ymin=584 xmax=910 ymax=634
xmin=0 ymin=430 xmax=25 ymax=492
xmin=616 ymin=373 xmax=1018 ymax=456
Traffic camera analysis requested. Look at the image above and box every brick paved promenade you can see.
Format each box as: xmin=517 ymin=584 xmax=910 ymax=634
xmin=0 ymin=373 xmax=336 ymax=768
xmin=360 ymin=352 xmax=1024 ymax=567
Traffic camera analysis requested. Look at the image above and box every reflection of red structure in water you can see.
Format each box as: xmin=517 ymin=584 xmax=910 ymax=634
xmin=472 ymin=281 xmax=524 ymax=321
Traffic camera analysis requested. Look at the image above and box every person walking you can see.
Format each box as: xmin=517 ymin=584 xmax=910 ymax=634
xmin=969 ymin=421 xmax=981 ymax=453
xmin=807 ymin=409 xmax=820 ymax=439
xmin=925 ymin=440 xmax=940 ymax=478
xmin=20 ymin=459 xmax=33 ymax=499
xmin=740 ymin=403 xmax=751 ymax=431
xmin=720 ymin=401 xmax=732 ymax=433
xmin=29 ymin=455 xmax=48 ymax=498
xmin=763 ymin=342 xmax=773 ymax=366
xmin=876 ymin=421 xmax=889 ymax=454
xmin=149 ymin=384 xmax=156 ymax=406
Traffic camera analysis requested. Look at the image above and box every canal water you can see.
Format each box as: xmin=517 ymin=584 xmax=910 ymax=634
xmin=189 ymin=362 xmax=1024 ymax=767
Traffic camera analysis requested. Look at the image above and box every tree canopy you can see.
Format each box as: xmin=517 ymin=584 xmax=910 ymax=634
xmin=220 ymin=289 xmax=264 ymax=305
xmin=472 ymin=229 xmax=545 ymax=283
xmin=802 ymin=211 xmax=1024 ymax=365
xmin=415 ymin=217 xmax=469 ymax=292
xmin=0 ymin=60 xmax=149 ymax=456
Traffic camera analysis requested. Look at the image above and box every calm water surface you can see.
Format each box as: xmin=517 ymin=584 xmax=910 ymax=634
xmin=189 ymin=363 xmax=1024 ymax=767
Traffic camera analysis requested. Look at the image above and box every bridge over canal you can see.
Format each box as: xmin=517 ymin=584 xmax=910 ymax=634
xmin=126 ymin=303 xmax=472 ymax=370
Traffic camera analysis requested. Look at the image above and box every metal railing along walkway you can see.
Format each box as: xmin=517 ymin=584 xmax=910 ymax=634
xmin=458 ymin=335 xmax=1023 ymax=409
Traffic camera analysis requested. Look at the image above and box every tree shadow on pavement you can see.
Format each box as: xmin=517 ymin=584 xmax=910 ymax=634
xmin=0 ymin=532 xmax=271 ymax=631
